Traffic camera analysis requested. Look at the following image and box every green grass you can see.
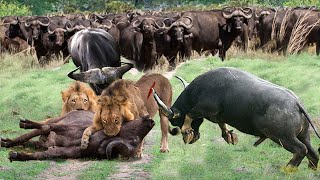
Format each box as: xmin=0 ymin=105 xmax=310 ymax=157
xmin=1 ymin=52 xmax=320 ymax=179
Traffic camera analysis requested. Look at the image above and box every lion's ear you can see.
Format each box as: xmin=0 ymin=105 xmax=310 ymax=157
xmin=61 ymin=90 xmax=70 ymax=102
xmin=122 ymin=106 xmax=135 ymax=121
xmin=114 ymin=96 xmax=127 ymax=105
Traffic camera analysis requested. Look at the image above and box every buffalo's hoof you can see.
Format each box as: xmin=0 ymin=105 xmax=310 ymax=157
xmin=8 ymin=151 xmax=18 ymax=162
xmin=189 ymin=131 xmax=200 ymax=144
xmin=182 ymin=128 xmax=194 ymax=144
xmin=222 ymin=130 xmax=238 ymax=145
xmin=1 ymin=138 xmax=13 ymax=148
xmin=19 ymin=118 xmax=32 ymax=129
xmin=281 ymin=166 xmax=298 ymax=173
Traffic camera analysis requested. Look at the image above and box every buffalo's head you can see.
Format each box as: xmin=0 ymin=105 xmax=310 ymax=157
xmin=48 ymin=26 xmax=67 ymax=46
xmin=222 ymin=7 xmax=253 ymax=32
xmin=164 ymin=16 xmax=193 ymax=43
xmin=132 ymin=17 xmax=165 ymax=37
xmin=25 ymin=17 xmax=50 ymax=40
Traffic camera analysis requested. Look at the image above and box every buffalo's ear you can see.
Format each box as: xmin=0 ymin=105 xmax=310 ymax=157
xmin=227 ymin=24 xmax=232 ymax=32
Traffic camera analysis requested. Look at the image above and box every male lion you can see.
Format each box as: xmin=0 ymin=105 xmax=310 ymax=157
xmin=4 ymin=81 xmax=98 ymax=148
xmin=60 ymin=81 xmax=97 ymax=115
xmin=81 ymin=73 xmax=176 ymax=155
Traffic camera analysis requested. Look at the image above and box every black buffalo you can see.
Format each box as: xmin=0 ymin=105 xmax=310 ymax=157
xmin=152 ymin=67 xmax=319 ymax=169
xmin=67 ymin=28 xmax=132 ymax=95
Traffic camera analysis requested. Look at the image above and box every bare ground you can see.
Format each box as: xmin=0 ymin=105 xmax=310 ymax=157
xmin=37 ymin=160 xmax=93 ymax=180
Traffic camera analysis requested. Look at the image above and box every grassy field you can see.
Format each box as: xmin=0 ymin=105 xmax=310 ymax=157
xmin=0 ymin=52 xmax=320 ymax=179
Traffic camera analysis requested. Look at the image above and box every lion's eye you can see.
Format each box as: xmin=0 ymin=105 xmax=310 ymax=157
xmin=115 ymin=117 xmax=120 ymax=123
xmin=102 ymin=118 xmax=107 ymax=123
xmin=83 ymin=99 xmax=88 ymax=103
xmin=71 ymin=99 xmax=76 ymax=103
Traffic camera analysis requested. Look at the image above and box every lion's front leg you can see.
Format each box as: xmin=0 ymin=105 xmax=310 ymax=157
xmin=81 ymin=124 xmax=102 ymax=149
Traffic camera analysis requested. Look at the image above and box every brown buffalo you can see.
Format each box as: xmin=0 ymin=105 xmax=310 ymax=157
xmin=81 ymin=73 xmax=177 ymax=154
xmin=1 ymin=111 xmax=154 ymax=161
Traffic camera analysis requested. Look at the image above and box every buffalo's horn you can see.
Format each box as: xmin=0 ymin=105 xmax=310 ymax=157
xmin=132 ymin=20 xmax=142 ymax=28
xmin=114 ymin=63 xmax=133 ymax=78
xmin=68 ymin=64 xmax=132 ymax=84
xmin=106 ymin=139 xmax=133 ymax=160
xmin=98 ymin=19 xmax=112 ymax=29
xmin=241 ymin=8 xmax=253 ymax=19
xmin=37 ymin=17 xmax=50 ymax=26
xmin=24 ymin=21 xmax=31 ymax=27
xmin=180 ymin=16 xmax=193 ymax=29
xmin=222 ymin=7 xmax=234 ymax=19
xmin=175 ymin=76 xmax=189 ymax=89
xmin=47 ymin=27 xmax=54 ymax=34
xmin=65 ymin=21 xmax=74 ymax=32
xmin=151 ymin=88 xmax=175 ymax=118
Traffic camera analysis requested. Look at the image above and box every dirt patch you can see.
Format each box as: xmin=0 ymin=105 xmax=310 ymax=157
xmin=107 ymin=127 xmax=156 ymax=179
xmin=37 ymin=160 xmax=92 ymax=180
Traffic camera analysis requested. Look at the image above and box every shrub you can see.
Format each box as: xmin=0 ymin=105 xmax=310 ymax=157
xmin=105 ymin=1 xmax=135 ymax=13
xmin=0 ymin=0 xmax=31 ymax=16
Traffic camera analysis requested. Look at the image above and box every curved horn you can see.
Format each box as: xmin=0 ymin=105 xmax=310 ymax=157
xmin=151 ymin=18 xmax=165 ymax=29
xmin=222 ymin=7 xmax=234 ymax=19
xmin=47 ymin=26 xmax=54 ymax=34
xmin=241 ymin=8 xmax=253 ymax=19
xmin=132 ymin=20 xmax=142 ymax=28
xmin=175 ymin=76 xmax=189 ymax=89
xmin=180 ymin=16 xmax=193 ymax=29
xmin=37 ymin=17 xmax=50 ymax=26
xmin=114 ymin=63 xmax=133 ymax=78
xmin=106 ymin=139 xmax=132 ymax=160
xmin=98 ymin=19 xmax=112 ymax=29
xmin=24 ymin=21 xmax=31 ymax=27
xmin=151 ymin=88 xmax=175 ymax=118
xmin=68 ymin=64 xmax=131 ymax=84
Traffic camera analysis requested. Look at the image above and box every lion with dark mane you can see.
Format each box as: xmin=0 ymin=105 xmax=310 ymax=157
xmin=81 ymin=73 xmax=177 ymax=155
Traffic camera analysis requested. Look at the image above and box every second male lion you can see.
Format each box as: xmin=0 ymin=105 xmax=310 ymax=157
xmin=60 ymin=81 xmax=97 ymax=115
xmin=81 ymin=73 xmax=176 ymax=154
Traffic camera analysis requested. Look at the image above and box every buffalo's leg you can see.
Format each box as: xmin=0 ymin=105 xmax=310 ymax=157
xmin=9 ymin=147 xmax=82 ymax=161
xmin=298 ymin=132 xmax=319 ymax=170
xmin=254 ymin=137 xmax=267 ymax=146
xmin=271 ymin=137 xmax=307 ymax=168
xmin=218 ymin=123 xmax=238 ymax=145
xmin=316 ymin=41 xmax=320 ymax=56
xmin=1 ymin=129 xmax=46 ymax=148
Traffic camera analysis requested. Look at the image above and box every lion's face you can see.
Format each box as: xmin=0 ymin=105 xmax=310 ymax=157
xmin=61 ymin=81 xmax=97 ymax=115
xmin=66 ymin=92 xmax=91 ymax=111
xmin=97 ymin=95 xmax=135 ymax=136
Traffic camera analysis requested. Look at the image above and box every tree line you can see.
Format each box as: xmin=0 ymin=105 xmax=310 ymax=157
xmin=1 ymin=0 xmax=319 ymax=16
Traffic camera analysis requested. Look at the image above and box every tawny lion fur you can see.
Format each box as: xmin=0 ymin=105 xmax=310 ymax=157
xmin=81 ymin=73 xmax=173 ymax=153
xmin=60 ymin=81 xmax=97 ymax=115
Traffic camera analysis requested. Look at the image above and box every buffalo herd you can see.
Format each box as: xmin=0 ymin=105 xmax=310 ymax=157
xmin=1 ymin=6 xmax=319 ymax=70
xmin=1 ymin=6 xmax=320 ymax=171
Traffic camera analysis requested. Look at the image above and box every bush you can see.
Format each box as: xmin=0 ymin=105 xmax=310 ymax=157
xmin=105 ymin=1 xmax=135 ymax=13
xmin=0 ymin=0 xmax=31 ymax=16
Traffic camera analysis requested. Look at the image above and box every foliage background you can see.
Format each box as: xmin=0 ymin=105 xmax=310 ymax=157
xmin=1 ymin=0 xmax=320 ymax=16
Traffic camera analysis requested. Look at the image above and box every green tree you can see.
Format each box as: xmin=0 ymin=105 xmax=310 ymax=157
xmin=0 ymin=0 xmax=31 ymax=16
